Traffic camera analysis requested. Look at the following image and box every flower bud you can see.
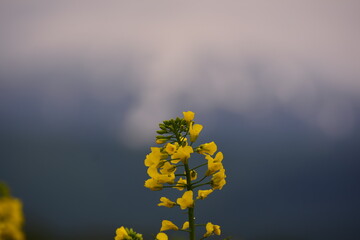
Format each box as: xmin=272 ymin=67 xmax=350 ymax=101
xmin=183 ymin=111 xmax=195 ymax=122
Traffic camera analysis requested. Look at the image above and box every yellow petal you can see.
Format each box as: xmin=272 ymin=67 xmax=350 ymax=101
xmin=144 ymin=147 xmax=163 ymax=167
xmin=160 ymin=162 xmax=176 ymax=174
xmin=182 ymin=221 xmax=189 ymax=230
xmin=165 ymin=143 xmax=177 ymax=155
xmin=198 ymin=142 xmax=217 ymax=155
xmin=174 ymin=178 xmax=187 ymax=191
xmin=160 ymin=220 xmax=179 ymax=231
xmin=197 ymin=189 xmax=213 ymax=200
xmin=115 ymin=226 xmax=129 ymax=240
xmin=183 ymin=111 xmax=195 ymax=122
xmin=144 ymin=178 xmax=163 ymax=191
xmin=213 ymin=225 xmax=221 ymax=235
xmin=206 ymin=152 xmax=224 ymax=176
xmin=204 ymin=222 xmax=213 ymax=237
xmin=156 ymin=232 xmax=168 ymax=240
xmin=176 ymin=190 xmax=194 ymax=210
xmin=189 ymin=123 xmax=203 ymax=142
xmin=203 ymin=222 xmax=221 ymax=237
xmin=158 ymin=197 xmax=176 ymax=208
xmin=171 ymin=146 xmax=193 ymax=163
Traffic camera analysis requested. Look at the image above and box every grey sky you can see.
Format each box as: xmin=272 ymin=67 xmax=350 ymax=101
xmin=1 ymin=0 xmax=359 ymax=146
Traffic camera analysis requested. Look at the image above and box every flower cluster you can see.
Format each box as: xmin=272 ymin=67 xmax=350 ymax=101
xmin=115 ymin=111 xmax=226 ymax=240
xmin=0 ymin=182 xmax=25 ymax=240
xmin=115 ymin=226 xmax=143 ymax=240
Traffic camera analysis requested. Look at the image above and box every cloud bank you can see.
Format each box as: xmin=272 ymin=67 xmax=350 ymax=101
xmin=1 ymin=0 xmax=359 ymax=145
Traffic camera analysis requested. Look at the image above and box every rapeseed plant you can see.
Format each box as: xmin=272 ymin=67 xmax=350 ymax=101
xmin=115 ymin=111 xmax=226 ymax=240
xmin=0 ymin=182 xmax=25 ymax=240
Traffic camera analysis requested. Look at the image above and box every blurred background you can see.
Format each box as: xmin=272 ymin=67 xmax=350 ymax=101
xmin=1 ymin=1 xmax=360 ymax=239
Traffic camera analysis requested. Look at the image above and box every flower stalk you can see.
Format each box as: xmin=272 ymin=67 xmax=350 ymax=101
xmin=114 ymin=111 xmax=227 ymax=240
xmin=184 ymin=161 xmax=196 ymax=240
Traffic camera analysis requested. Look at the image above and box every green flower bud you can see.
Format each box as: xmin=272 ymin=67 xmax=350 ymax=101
xmin=156 ymin=130 xmax=167 ymax=134
xmin=159 ymin=123 xmax=167 ymax=130
xmin=126 ymin=228 xmax=143 ymax=240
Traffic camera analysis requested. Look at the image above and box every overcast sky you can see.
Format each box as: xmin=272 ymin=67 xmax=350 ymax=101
xmin=1 ymin=0 xmax=360 ymax=146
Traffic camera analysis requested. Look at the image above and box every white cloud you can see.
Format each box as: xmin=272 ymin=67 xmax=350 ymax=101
xmin=1 ymin=0 xmax=359 ymax=146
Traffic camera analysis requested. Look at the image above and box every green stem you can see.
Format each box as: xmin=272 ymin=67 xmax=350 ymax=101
xmin=192 ymin=181 xmax=212 ymax=189
xmin=192 ymin=162 xmax=208 ymax=170
xmin=184 ymin=161 xmax=196 ymax=240
xmin=188 ymin=207 xmax=196 ymax=240
xmin=192 ymin=175 xmax=208 ymax=185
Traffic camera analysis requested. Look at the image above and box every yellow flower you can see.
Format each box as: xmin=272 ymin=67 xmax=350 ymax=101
xmin=160 ymin=220 xmax=179 ymax=231
xmin=0 ymin=198 xmax=24 ymax=227
xmin=176 ymin=190 xmax=194 ymax=210
xmin=156 ymin=232 xmax=168 ymax=240
xmin=189 ymin=123 xmax=203 ymax=142
xmin=164 ymin=143 xmax=177 ymax=155
xmin=147 ymin=165 xmax=159 ymax=178
xmin=181 ymin=221 xmax=189 ymax=230
xmin=211 ymin=169 xmax=226 ymax=190
xmin=144 ymin=147 xmax=164 ymax=167
xmin=197 ymin=142 xmax=217 ymax=155
xmin=158 ymin=197 xmax=176 ymax=208
xmin=115 ymin=226 xmax=129 ymax=240
xmin=205 ymin=152 xmax=224 ymax=176
xmin=160 ymin=162 xmax=176 ymax=174
xmin=203 ymin=222 xmax=221 ymax=237
xmin=0 ymin=223 xmax=25 ymax=240
xmin=174 ymin=178 xmax=187 ymax=191
xmin=0 ymin=183 xmax=25 ymax=240
xmin=147 ymin=165 xmax=175 ymax=184
xmin=158 ymin=172 xmax=175 ymax=184
xmin=144 ymin=178 xmax=163 ymax=191
xmin=171 ymin=146 xmax=193 ymax=164
xmin=183 ymin=111 xmax=195 ymax=122
xmin=197 ymin=189 xmax=213 ymax=200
